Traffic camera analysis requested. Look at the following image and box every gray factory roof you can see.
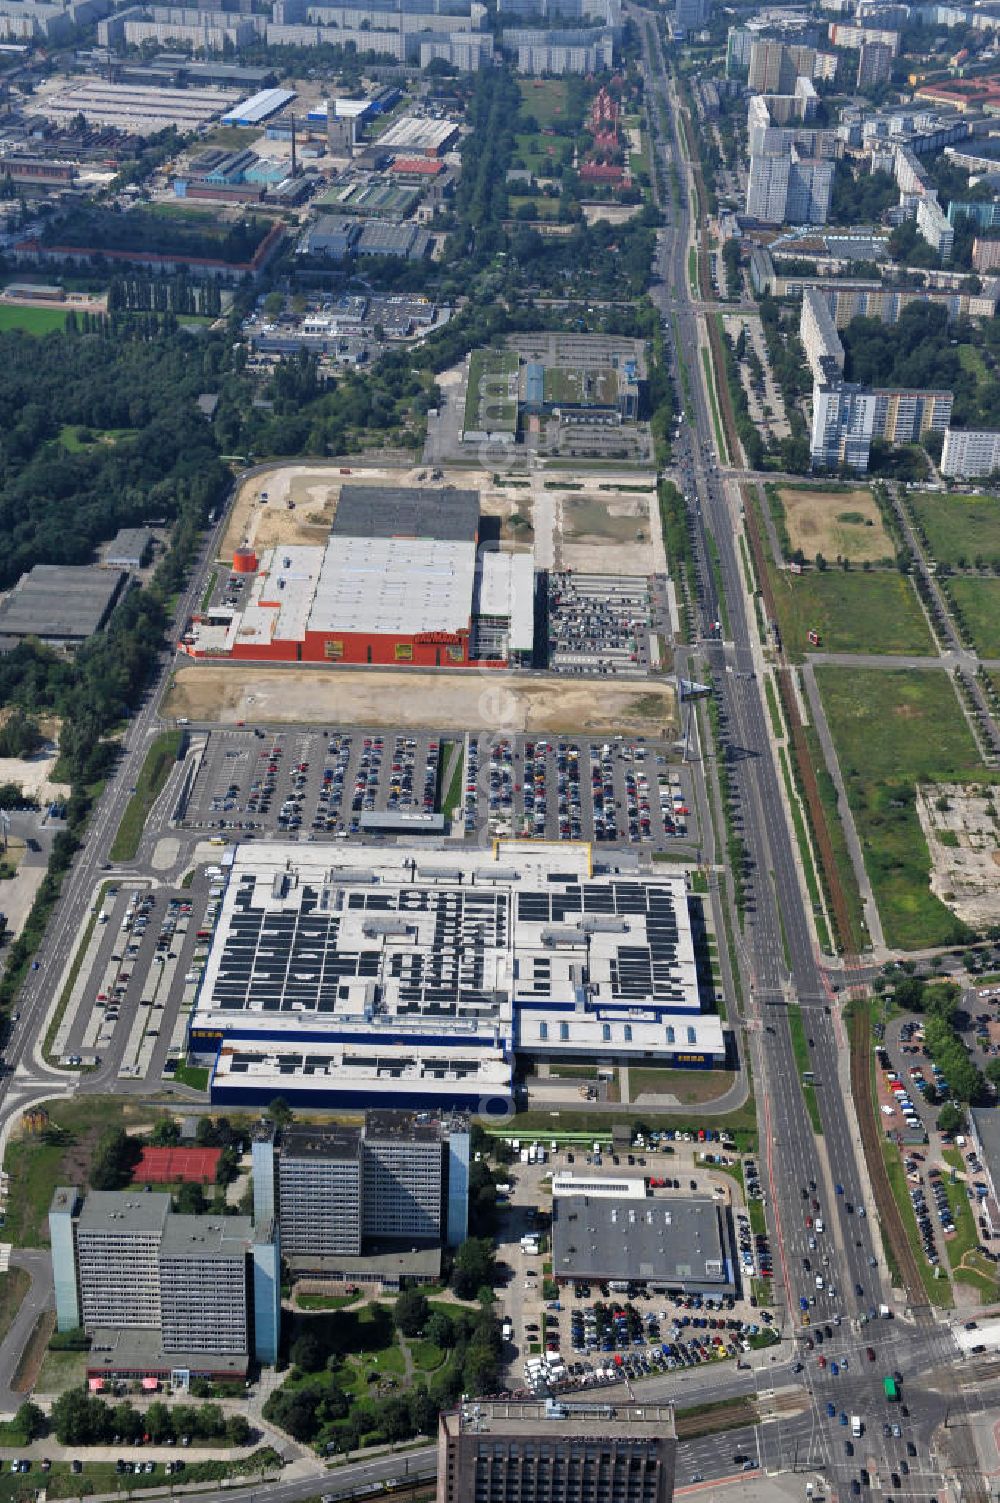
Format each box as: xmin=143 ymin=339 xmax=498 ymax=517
xmin=552 ymin=1194 xmax=731 ymax=1288
xmin=333 ymin=485 xmax=479 ymax=542
xmin=106 ymin=527 xmax=152 ymax=567
xmin=442 ymin=1399 xmax=677 ymax=1443
xmin=0 ymin=564 xmax=126 ymax=640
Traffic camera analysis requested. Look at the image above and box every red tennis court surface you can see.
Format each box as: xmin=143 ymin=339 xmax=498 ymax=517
xmin=132 ymin=1146 xmax=221 ymax=1184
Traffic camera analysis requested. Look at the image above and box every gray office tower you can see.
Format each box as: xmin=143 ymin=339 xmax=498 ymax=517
xmin=49 ymin=1188 xmax=281 ymax=1376
xmin=253 ymin=1110 xmax=470 ymax=1265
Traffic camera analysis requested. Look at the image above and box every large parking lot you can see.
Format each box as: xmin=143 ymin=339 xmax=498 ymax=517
xmin=60 ymin=876 xmax=222 ymax=1082
xmin=546 ymin=572 xmax=658 ymax=677
xmin=493 ymin=1138 xmax=777 ymax=1400
xmin=175 ymin=726 xmax=695 ymax=850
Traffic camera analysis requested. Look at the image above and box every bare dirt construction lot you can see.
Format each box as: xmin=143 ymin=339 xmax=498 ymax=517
xmin=916 ymin=781 xmax=1000 ymax=927
xmin=220 ymin=462 xmax=542 ymax=559
xmin=165 ymin=666 xmax=677 ymax=736
xmin=780 ymin=486 xmax=894 ymax=566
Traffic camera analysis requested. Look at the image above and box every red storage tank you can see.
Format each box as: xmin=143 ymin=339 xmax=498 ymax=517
xmin=233 ymin=546 xmax=258 ymax=575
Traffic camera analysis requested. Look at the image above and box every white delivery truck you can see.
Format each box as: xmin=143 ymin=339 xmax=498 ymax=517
xmin=851 ymin=1416 xmax=863 ymax=1438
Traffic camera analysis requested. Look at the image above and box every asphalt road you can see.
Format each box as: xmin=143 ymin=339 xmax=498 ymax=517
xmin=633 ymin=17 xmax=984 ymax=1500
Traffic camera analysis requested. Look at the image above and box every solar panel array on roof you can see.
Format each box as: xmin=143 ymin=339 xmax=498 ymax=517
xmin=332 ymin=485 xmax=479 ymax=543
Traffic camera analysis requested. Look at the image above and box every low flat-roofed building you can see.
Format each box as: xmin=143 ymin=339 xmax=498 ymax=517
xmin=105 ymin=527 xmax=153 ymax=569
xmin=551 ymin=1173 xmax=649 ymax=1199
xmin=0 ymin=564 xmax=126 ymax=643
xmin=438 ymin=1400 xmax=677 ymax=1503
xmin=552 ymin=1193 xmax=734 ymax=1294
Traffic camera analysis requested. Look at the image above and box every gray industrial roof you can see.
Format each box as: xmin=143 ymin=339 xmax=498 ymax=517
xmin=87 ymin=1328 xmax=249 ymax=1377
xmin=333 ymin=485 xmax=479 ymax=542
xmin=106 ymin=527 xmax=152 ymax=566
xmin=972 ymin=1107 xmax=1000 ymax=1184
xmin=552 ymin=1194 xmax=732 ymax=1289
xmin=0 ymin=564 xmax=126 ymax=640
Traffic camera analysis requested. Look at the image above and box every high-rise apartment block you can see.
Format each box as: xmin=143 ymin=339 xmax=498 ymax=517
xmin=437 ymin=1401 xmax=678 ymax=1503
xmin=973 ymin=238 xmax=1000 ymax=273
xmin=49 ymin=1188 xmax=280 ymax=1379
xmin=800 ymin=288 xmax=845 ymax=383
xmin=674 ymin=0 xmax=707 ymax=33
xmin=252 ymin=1110 xmax=470 ymax=1284
xmin=746 ymin=94 xmax=838 ymax=225
xmin=748 ymin=38 xmax=816 ymax=93
xmin=916 ymin=195 xmax=955 ymax=261
xmin=857 ymin=39 xmax=894 ymax=87
xmin=941 ymin=428 xmax=1000 ymax=478
xmin=810 ymin=382 xmax=953 ymax=471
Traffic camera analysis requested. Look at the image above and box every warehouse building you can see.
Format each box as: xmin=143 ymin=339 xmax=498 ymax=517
xmin=0 ymin=564 xmax=126 ymax=645
xmin=187 ymin=842 xmax=725 ymax=1113
xmin=180 ymin=485 xmax=533 ymax=668
xmin=105 ymin=527 xmax=153 ymax=570
xmin=222 ymin=88 xmax=296 ymax=127
xmin=552 ymin=1193 xmax=734 ymax=1295
xmin=49 ymin=1187 xmax=280 ymax=1378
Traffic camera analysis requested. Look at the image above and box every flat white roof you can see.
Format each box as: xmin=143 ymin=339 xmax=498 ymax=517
xmin=223 ymin=87 xmax=296 ymax=125
xmin=235 ymin=546 xmax=323 ymax=647
xmin=376 ymin=115 xmax=458 ymax=153
xmin=192 ymin=843 xmax=713 ymax=1065
xmin=478 ymin=551 xmax=535 ymax=652
xmin=212 ymin=1039 xmax=510 ymax=1095
xmin=307 ymin=536 xmax=475 ymax=637
xmin=552 ymin=1173 xmax=648 ymax=1199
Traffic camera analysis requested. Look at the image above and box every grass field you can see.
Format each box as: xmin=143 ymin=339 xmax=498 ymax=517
xmin=627 ymin=1067 xmax=735 ymax=1103
xmin=57 ymin=424 xmax=138 ymax=452
xmin=0 ymin=1270 xmax=29 ymax=1352
xmin=882 ymin=1140 xmax=952 ymax=1306
xmin=815 ymin=667 xmax=988 ymax=949
xmin=3 ymin=1098 xmax=170 ymax=1248
xmin=910 ymin=491 xmax=1000 ymax=569
xmin=509 ymin=195 xmax=562 ymax=220
xmin=110 ymin=730 xmax=182 ymax=862
xmin=0 ymin=305 xmax=68 ymax=335
xmin=518 ymin=78 xmax=568 ymax=125
xmin=777 ymin=485 xmax=893 ymax=566
xmin=770 ymin=569 xmax=934 ymax=661
xmin=948 ymin=576 xmax=1000 ymax=656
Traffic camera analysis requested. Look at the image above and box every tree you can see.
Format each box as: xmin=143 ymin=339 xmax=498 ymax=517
xmin=936 ymin=1102 xmax=964 ymax=1134
xmin=425 ymin=1309 xmax=453 ymax=1348
xmin=89 ymin=1127 xmax=142 ymax=1190
xmin=451 ymin=1237 xmax=498 ymax=1299
xmin=266 ymin=1097 xmax=294 ymax=1128
xmin=985 ymin=1058 xmax=1000 ymax=1091
xmin=393 ymin=1288 xmax=429 ymax=1338
xmin=174 ymin=1181 xmax=206 ymax=1215
xmin=15 ymin=1401 xmax=45 ymax=1441
xmin=290 ymin=1333 xmax=325 ymax=1374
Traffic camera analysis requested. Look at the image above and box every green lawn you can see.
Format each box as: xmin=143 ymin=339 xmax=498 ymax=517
xmin=464 ymin=348 xmax=519 ymax=436
xmin=910 ymin=491 xmax=1000 ymax=569
xmin=518 ymin=78 xmax=568 ymax=125
xmin=0 ymin=1270 xmax=29 ymax=1350
xmin=627 ymin=1067 xmax=735 ymax=1103
xmin=171 ymin=1062 xmax=209 ymax=1092
xmin=110 ymin=730 xmax=182 ymax=862
xmin=948 ymin=576 xmax=1000 ymax=656
xmin=770 ymin=569 xmax=935 ymax=661
xmin=2 ymin=1098 xmax=170 ymax=1248
xmin=0 ymin=304 xmax=69 ymax=334
xmin=57 ymin=424 xmax=138 ymax=452
xmin=815 ymin=667 xmax=989 ymax=949
xmin=0 ymin=1453 xmax=280 ymax=1502
xmin=513 ymin=132 xmax=565 ymax=176
xmin=509 ymin=195 xmax=562 ymax=219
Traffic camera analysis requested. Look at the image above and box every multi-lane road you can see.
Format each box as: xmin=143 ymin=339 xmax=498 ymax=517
xmin=634 ymin=12 xmax=987 ymax=1499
